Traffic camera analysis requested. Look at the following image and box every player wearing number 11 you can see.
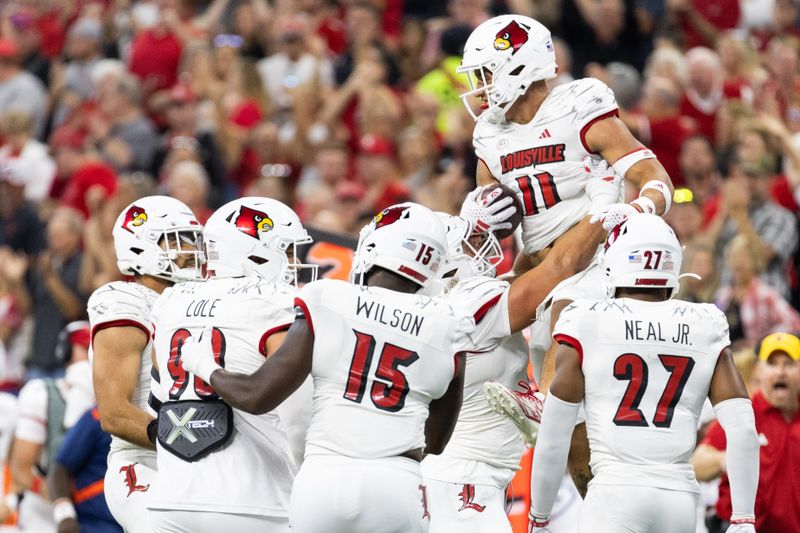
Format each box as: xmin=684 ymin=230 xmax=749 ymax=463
xmin=180 ymin=202 xmax=477 ymax=533
xmin=527 ymin=214 xmax=759 ymax=533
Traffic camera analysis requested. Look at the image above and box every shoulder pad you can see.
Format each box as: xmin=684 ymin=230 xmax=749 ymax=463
xmin=88 ymin=281 xmax=159 ymax=328
xmin=537 ymin=78 xmax=618 ymax=127
xmin=447 ymin=276 xmax=508 ymax=320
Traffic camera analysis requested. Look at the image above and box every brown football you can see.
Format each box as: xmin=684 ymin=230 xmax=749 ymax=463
xmin=479 ymin=182 xmax=523 ymax=239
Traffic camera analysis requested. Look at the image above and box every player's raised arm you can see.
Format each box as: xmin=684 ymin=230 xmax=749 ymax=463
xmin=528 ymin=340 xmax=585 ymax=530
xmin=182 ymin=319 xmax=313 ymax=415
xmin=506 ymin=217 xmax=604 ymax=333
xmin=584 ymin=115 xmax=675 ymax=225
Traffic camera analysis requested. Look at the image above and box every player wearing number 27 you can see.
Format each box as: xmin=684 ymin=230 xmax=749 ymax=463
xmin=179 ymin=202 xmax=477 ymax=533
xmin=148 ymin=198 xmax=317 ymax=533
xmin=528 ymin=214 xmax=759 ymax=533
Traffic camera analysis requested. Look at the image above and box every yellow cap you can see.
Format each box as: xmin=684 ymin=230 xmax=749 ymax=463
xmin=758 ymin=332 xmax=800 ymax=361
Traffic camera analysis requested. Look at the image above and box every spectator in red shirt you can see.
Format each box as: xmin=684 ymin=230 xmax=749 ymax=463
xmin=51 ymin=131 xmax=117 ymax=219
xmin=628 ymin=76 xmax=695 ymax=186
xmin=679 ymin=135 xmax=723 ymax=224
xmin=694 ymin=332 xmax=800 ymax=533
xmin=669 ymin=0 xmax=740 ymax=49
xmin=356 ymin=134 xmax=410 ymax=213
xmin=128 ymin=8 xmax=182 ymax=95
xmin=680 ymin=47 xmax=749 ymax=144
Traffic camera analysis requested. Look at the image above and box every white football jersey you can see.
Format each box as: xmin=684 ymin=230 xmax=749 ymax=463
xmin=422 ymin=276 xmax=528 ymax=487
xmin=474 ymin=78 xmax=620 ymax=254
xmin=148 ymin=276 xmax=297 ymax=517
xmin=298 ymin=279 xmax=475 ymax=459
xmin=87 ymin=281 xmax=159 ymax=454
xmin=553 ymin=297 xmax=731 ymax=493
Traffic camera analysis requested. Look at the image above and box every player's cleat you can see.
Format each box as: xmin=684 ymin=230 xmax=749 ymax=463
xmin=484 ymin=380 xmax=544 ymax=447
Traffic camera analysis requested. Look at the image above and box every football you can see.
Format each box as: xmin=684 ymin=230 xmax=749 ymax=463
xmin=479 ymin=182 xmax=523 ymax=239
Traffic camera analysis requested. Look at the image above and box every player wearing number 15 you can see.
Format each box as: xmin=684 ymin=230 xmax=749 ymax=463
xmin=527 ymin=214 xmax=759 ymax=533
xmin=148 ymin=197 xmax=316 ymax=533
xmin=180 ymin=202 xmax=477 ymax=533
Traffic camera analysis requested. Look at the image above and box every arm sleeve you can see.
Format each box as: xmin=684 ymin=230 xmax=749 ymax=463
xmin=714 ymin=398 xmax=759 ymax=521
xmin=530 ymin=393 xmax=581 ymax=520
xmin=14 ymin=380 xmax=48 ymax=444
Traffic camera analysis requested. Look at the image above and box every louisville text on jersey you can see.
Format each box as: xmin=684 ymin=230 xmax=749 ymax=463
xmin=499 ymin=143 xmax=566 ymax=173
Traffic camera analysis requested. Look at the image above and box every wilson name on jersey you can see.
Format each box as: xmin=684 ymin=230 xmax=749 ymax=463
xmin=87 ymin=281 xmax=160 ymax=453
xmin=296 ymin=279 xmax=476 ymax=459
xmin=473 ymin=78 xmax=619 ymax=254
xmin=553 ymin=297 xmax=730 ymax=493
xmin=148 ymin=277 xmax=296 ymax=516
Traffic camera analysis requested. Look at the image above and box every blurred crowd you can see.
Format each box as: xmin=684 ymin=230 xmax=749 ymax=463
xmin=0 ymin=0 xmax=800 ymax=531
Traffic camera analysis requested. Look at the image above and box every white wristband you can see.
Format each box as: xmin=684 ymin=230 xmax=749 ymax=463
xmin=631 ymin=196 xmax=656 ymax=215
xmin=195 ymin=357 xmax=222 ymax=384
xmin=53 ymin=499 xmax=77 ymax=523
xmin=639 ymin=180 xmax=672 ymax=214
xmin=3 ymin=493 xmax=19 ymax=511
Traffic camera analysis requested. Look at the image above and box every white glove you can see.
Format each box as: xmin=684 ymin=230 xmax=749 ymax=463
xmin=589 ymin=202 xmax=642 ymax=231
xmin=460 ymin=185 xmax=517 ymax=233
xmin=584 ymin=156 xmax=622 ymax=211
xmin=725 ymin=524 xmax=756 ymax=533
xmin=179 ymin=326 xmax=221 ymax=384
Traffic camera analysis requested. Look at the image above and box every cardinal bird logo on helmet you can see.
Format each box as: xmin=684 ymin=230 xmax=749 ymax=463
xmin=121 ymin=205 xmax=148 ymax=233
xmin=494 ymin=20 xmax=529 ymax=54
xmin=234 ymin=205 xmax=274 ymax=239
xmin=373 ymin=206 xmax=409 ymax=229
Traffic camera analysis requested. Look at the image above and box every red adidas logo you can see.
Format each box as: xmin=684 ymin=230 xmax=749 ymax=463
xmin=538 ymin=129 xmax=551 ymax=139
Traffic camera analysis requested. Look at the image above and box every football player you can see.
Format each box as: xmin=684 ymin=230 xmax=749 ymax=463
xmin=421 ymin=168 xmax=620 ymax=532
xmin=88 ymin=196 xmax=204 ymax=533
xmin=528 ymin=214 xmax=758 ymax=533
xmin=458 ymin=15 xmax=675 ymax=438
xmin=147 ymin=197 xmax=316 ymax=533
xmin=179 ymin=203 xmax=480 ymax=533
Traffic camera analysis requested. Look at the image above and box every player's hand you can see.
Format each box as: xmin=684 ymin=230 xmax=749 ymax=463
xmin=584 ymin=156 xmax=622 ymax=210
xmin=460 ymin=186 xmax=517 ymax=233
xmin=179 ymin=325 xmax=221 ymax=384
xmin=589 ymin=202 xmax=643 ymax=231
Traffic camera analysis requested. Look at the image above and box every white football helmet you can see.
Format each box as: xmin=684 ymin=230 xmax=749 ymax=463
xmin=437 ymin=212 xmax=503 ymax=283
xmin=351 ymin=203 xmax=446 ymax=290
xmin=203 ymin=197 xmax=317 ymax=284
xmin=458 ymin=15 xmax=557 ymax=124
xmin=113 ymin=196 xmax=204 ymax=282
xmin=603 ymin=213 xmax=683 ymax=298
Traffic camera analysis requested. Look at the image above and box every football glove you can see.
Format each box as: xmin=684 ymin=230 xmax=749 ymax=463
xmin=460 ymin=185 xmax=517 ymax=233
xmin=584 ymin=156 xmax=622 ymax=211
xmin=179 ymin=325 xmax=220 ymax=383
xmin=725 ymin=524 xmax=756 ymax=533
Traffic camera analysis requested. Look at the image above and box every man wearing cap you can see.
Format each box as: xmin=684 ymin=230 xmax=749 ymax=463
xmin=694 ymin=332 xmax=800 ymax=533
xmin=0 ymin=37 xmax=47 ymax=138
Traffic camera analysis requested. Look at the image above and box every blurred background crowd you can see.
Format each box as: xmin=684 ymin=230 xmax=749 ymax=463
xmin=0 ymin=0 xmax=799 ymax=532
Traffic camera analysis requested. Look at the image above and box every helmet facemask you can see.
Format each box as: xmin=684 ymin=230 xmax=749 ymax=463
xmin=153 ymin=229 xmax=206 ymax=282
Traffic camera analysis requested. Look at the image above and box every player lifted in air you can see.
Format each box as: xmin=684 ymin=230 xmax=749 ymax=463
xmin=88 ymin=197 xmax=204 ymax=533
xmin=457 ymin=14 xmax=675 ymax=440
xmin=179 ymin=203 xmax=477 ymax=533
xmin=148 ymin=198 xmax=316 ymax=533
xmin=421 ymin=170 xmax=620 ymax=532
xmin=528 ymin=214 xmax=759 ymax=533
